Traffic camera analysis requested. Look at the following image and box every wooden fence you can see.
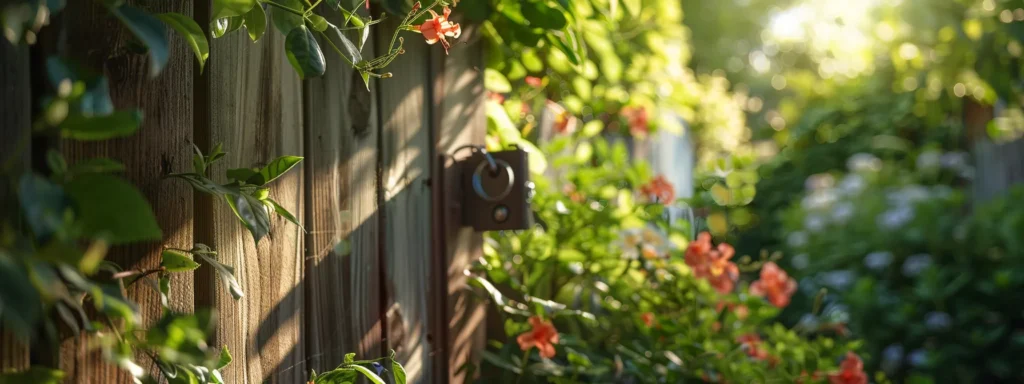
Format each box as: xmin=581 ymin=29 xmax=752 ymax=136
xmin=0 ymin=2 xmax=487 ymax=383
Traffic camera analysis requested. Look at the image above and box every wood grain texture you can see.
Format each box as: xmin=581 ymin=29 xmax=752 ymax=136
xmin=376 ymin=17 xmax=434 ymax=384
xmin=60 ymin=0 xmax=195 ymax=381
xmin=433 ymin=23 xmax=487 ymax=384
xmin=965 ymin=100 xmax=1024 ymax=202
xmin=0 ymin=36 xmax=31 ymax=374
xmin=303 ymin=11 xmax=383 ymax=373
xmin=201 ymin=23 xmax=306 ymax=383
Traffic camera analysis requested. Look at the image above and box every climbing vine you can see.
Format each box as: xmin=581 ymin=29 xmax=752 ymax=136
xmin=0 ymin=0 xmax=435 ymax=382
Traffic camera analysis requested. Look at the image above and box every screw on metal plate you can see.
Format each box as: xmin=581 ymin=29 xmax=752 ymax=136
xmin=449 ymin=145 xmax=534 ymax=231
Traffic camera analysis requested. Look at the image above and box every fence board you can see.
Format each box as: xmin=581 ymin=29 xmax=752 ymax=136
xmin=0 ymin=35 xmax=31 ymax=373
xmin=377 ymin=19 xmax=434 ymax=383
xmin=60 ymin=1 xmax=195 ymax=381
xmin=303 ymin=12 xmax=383 ymax=373
xmin=434 ymin=23 xmax=487 ymax=384
xmin=201 ymin=24 xmax=306 ymax=383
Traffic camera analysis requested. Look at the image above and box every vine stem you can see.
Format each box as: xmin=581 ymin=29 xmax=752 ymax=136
xmin=263 ymin=0 xmax=305 ymax=16
xmin=514 ymin=349 xmax=531 ymax=384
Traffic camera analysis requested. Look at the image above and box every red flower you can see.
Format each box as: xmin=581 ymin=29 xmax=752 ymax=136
xmin=749 ymin=262 xmax=798 ymax=308
xmin=517 ymin=316 xmax=559 ymax=358
xmin=621 ymin=106 xmax=650 ymax=137
xmin=684 ymin=232 xmax=739 ymax=294
xmin=547 ymin=100 xmax=577 ymax=134
xmin=641 ymin=312 xmax=655 ymax=327
xmin=797 ymin=370 xmax=823 ymax=384
xmin=525 ymin=76 xmax=543 ymax=88
xmin=640 ymin=175 xmax=675 ymax=205
xmin=829 ymin=352 xmax=868 ymax=384
xmin=418 ymin=6 xmax=461 ymax=54
xmin=737 ymin=334 xmax=776 ymax=364
xmin=487 ymin=91 xmax=505 ymax=104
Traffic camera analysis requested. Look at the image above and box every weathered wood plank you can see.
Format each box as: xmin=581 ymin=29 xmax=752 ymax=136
xmin=200 ymin=21 xmax=306 ymax=383
xmin=303 ymin=11 xmax=383 ymax=373
xmin=377 ymin=17 xmax=434 ymax=384
xmin=0 ymin=33 xmax=32 ymax=375
xmin=433 ymin=23 xmax=487 ymax=384
xmin=60 ymin=1 xmax=195 ymax=381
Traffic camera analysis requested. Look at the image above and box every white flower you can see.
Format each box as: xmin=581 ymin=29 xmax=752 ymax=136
xmin=837 ymin=174 xmax=866 ymax=196
xmin=878 ymin=205 xmax=914 ymax=229
xmin=568 ymin=262 xmax=584 ymax=275
xmin=805 ymin=214 xmax=827 ymax=232
xmin=616 ymin=226 xmax=670 ymax=260
xmin=801 ymin=191 xmax=837 ymax=210
xmin=882 ymin=344 xmax=904 ymax=373
xmin=925 ymin=311 xmax=952 ymax=331
xmin=940 ymin=152 xmax=969 ymax=169
xmin=819 ymin=270 xmax=855 ymax=290
xmin=791 ymin=253 xmax=810 ymax=270
xmin=787 ymin=231 xmax=809 ymax=248
xmin=902 ymin=253 xmax=934 ymax=277
xmin=908 ymin=349 xmax=928 ymax=367
xmin=804 ymin=173 xmax=835 ymax=191
xmin=832 ymin=202 xmax=855 ymax=223
xmin=847 ymin=153 xmax=882 ymax=173
xmin=864 ymin=251 xmax=894 ymax=270
xmin=916 ymin=150 xmax=942 ymax=171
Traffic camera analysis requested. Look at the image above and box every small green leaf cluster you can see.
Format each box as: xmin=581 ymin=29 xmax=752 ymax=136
xmin=309 ymin=350 xmax=407 ymax=384
xmin=168 ymin=144 xmax=302 ymax=245
xmin=1 ymin=148 xmax=238 ymax=384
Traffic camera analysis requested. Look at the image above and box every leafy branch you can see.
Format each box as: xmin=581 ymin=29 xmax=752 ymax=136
xmin=167 ymin=143 xmax=303 ymax=245
xmin=309 ymin=350 xmax=407 ymax=384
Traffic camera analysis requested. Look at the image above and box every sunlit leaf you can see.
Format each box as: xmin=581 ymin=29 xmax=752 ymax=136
xmin=243 ymin=3 xmax=267 ymax=41
xmin=161 ymin=249 xmax=200 ymax=272
xmin=157 ymin=12 xmax=209 ymax=73
xmin=212 ymin=0 xmax=257 ymax=19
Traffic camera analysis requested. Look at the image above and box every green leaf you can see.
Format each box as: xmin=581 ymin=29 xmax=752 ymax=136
xmin=65 ymin=173 xmax=162 ymax=244
xmin=391 ymin=359 xmax=407 ymax=384
xmin=109 ymin=5 xmax=169 ymax=77
xmin=285 ymin=26 xmax=326 ymax=78
xmin=269 ymin=0 xmax=305 ymax=34
xmin=60 ymin=109 xmax=143 ymax=141
xmin=0 ymin=251 xmax=43 ymax=336
xmin=344 ymin=353 xmax=356 ymax=364
xmin=226 ymin=192 xmax=270 ymax=244
xmin=306 ymin=13 xmax=329 ymax=32
xmin=267 ymin=198 xmax=304 ymax=231
xmin=197 ymin=250 xmax=243 ymax=300
xmin=212 ymin=0 xmax=258 ymax=19
xmin=217 ymin=346 xmax=233 ymax=369
xmin=226 ymin=167 xmax=259 ymax=183
xmin=18 ymin=173 xmax=70 ymax=241
xmin=161 ymin=249 xmax=200 ymax=272
xmin=157 ymin=13 xmax=210 ymax=73
xmin=325 ymin=22 xmax=364 ymax=63
xmin=521 ymin=1 xmax=567 ymax=29
xmin=484 ymin=68 xmax=512 ymax=93
xmin=46 ymin=149 xmax=67 ymax=175
xmin=68 ymin=158 xmax=126 ymax=175
xmin=0 ymin=366 xmax=65 ymax=384
xmin=360 ymin=71 xmax=371 ymax=91
xmin=349 ymin=365 xmax=386 ymax=384
xmin=243 ymin=3 xmax=267 ymax=41
xmin=250 ymin=156 xmax=303 ymax=185
xmin=211 ymin=16 xmax=245 ymax=38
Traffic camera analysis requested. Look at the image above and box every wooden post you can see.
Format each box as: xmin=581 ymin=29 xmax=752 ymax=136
xmin=303 ymin=11 xmax=384 ymax=373
xmin=433 ymin=23 xmax=487 ymax=384
xmin=200 ymin=10 xmax=307 ymax=383
xmin=59 ymin=1 xmax=196 ymax=380
xmin=376 ymin=16 xmax=435 ymax=383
